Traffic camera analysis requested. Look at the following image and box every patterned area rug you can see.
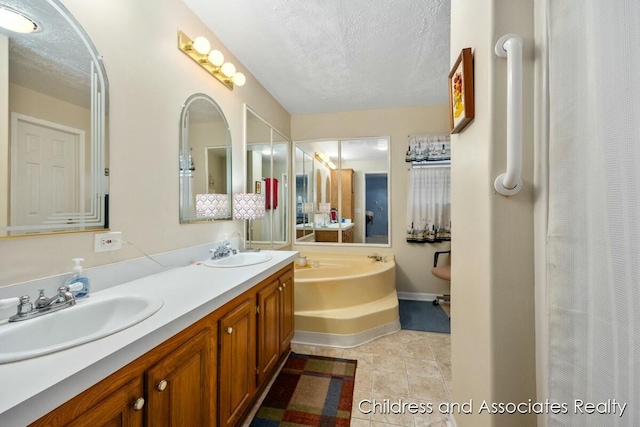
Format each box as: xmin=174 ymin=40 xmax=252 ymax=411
xmin=250 ymin=352 xmax=357 ymax=426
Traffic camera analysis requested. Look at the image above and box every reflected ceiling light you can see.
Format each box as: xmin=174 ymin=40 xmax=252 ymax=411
xmin=178 ymin=31 xmax=246 ymax=90
xmin=0 ymin=7 xmax=38 ymax=33
xmin=315 ymin=152 xmax=337 ymax=170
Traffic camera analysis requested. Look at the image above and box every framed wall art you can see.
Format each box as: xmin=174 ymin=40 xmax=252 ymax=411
xmin=448 ymin=47 xmax=475 ymax=134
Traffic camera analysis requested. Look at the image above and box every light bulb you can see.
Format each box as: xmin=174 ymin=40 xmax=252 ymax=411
xmin=192 ymin=36 xmax=211 ymax=55
xmin=220 ymin=62 xmax=236 ymax=78
xmin=231 ymin=72 xmax=246 ymax=87
xmin=0 ymin=7 xmax=38 ymax=33
xmin=208 ymin=49 xmax=224 ymax=66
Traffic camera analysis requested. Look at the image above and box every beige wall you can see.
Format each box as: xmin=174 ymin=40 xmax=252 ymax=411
xmin=450 ymin=0 xmax=536 ymax=426
xmin=0 ymin=0 xmax=290 ymax=286
xmin=9 ymin=84 xmax=91 ymax=135
xmin=189 ymin=121 xmax=228 ymax=196
xmin=291 ymin=105 xmax=452 ymax=296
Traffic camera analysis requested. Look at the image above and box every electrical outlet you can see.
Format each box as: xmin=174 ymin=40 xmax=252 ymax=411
xmin=94 ymin=232 xmax=123 ymax=252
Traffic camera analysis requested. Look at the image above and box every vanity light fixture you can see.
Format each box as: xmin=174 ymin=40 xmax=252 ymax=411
xmin=0 ymin=6 xmax=38 ymax=33
xmin=314 ymin=152 xmax=337 ymax=170
xmin=301 ymin=203 xmax=314 ymax=226
xmin=196 ymin=193 xmax=229 ymax=219
xmin=178 ymin=31 xmax=246 ymax=90
xmin=318 ymin=203 xmax=331 ymax=227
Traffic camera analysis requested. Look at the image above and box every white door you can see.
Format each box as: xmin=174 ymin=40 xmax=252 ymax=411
xmin=11 ymin=114 xmax=84 ymax=228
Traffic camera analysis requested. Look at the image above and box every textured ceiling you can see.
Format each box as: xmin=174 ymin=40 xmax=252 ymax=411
xmin=1 ymin=0 xmax=93 ymax=108
xmin=182 ymin=0 xmax=451 ymax=115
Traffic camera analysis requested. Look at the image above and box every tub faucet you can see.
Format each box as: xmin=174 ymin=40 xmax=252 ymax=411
xmin=210 ymin=240 xmax=237 ymax=260
xmin=368 ymin=253 xmax=386 ymax=262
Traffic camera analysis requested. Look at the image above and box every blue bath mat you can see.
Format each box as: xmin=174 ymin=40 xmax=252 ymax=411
xmin=398 ymin=299 xmax=450 ymax=334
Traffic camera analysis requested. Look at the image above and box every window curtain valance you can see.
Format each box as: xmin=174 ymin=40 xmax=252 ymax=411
xmin=406 ymin=167 xmax=451 ymax=243
xmin=405 ymin=134 xmax=451 ymax=163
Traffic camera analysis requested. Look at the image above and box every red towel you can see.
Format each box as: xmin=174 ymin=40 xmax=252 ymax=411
xmin=264 ymin=178 xmax=278 ymax=210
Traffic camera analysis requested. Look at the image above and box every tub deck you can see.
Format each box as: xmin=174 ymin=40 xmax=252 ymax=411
xmin=292 ymin=253 xmax=400 ymax=347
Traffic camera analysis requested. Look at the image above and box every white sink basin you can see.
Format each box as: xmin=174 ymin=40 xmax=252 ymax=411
xmin=0 ymin=294 xmax=163 ymax=364
xmin=203 ymin=252 xmax=273 ymax=268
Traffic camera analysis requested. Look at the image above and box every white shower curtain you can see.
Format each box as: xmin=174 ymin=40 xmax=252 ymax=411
xmin=406 ymin=167 xmax=451 ymax=242
xmin=546 ymin=0 xmax=640 ymax=425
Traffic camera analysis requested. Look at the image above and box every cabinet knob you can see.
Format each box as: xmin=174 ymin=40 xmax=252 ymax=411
xmin=133 ymin=397 xmax=145 ymax=411
xmin=278 ymin=286 xmax=282 ymax=292
xmin=227 ymin=326 xmax=233 ymax=334
xmin=157 ymin=379 xmax=168 ymax=391
xmin=282 ymin=282 xmax=287 ymax=288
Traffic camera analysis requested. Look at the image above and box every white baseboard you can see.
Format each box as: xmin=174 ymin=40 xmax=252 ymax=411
xmin=397 ymin=292 xmax=438 ymax=302
xmin=292 ymin=320 xmax=401 ymax=348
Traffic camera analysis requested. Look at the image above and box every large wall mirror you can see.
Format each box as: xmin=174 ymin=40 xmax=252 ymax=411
xmin=0 ymin=0 xmax=109 ymax=236
xmin=245 ymin=106 xmax=290 ymax=249
xmin=179 ymin=94 xmax=232 ymax=222
xmin=294 ymin=137 xmax=390 ymax=246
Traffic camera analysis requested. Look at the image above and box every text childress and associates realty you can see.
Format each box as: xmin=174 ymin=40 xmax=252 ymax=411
xmin=358 ymin=399 xmax=628 ymax=417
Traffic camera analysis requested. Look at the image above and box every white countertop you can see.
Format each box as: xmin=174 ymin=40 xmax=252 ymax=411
xmin=0 ymin=250 xmax=298 ymax=426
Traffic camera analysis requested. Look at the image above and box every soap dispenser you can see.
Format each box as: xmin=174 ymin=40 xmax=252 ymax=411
xmin=67 ymin=258 xmax=90 ymax=298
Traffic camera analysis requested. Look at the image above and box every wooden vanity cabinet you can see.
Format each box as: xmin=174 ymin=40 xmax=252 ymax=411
xmin=218 ymin=297 xmax=257 ymax=427
xmin=145 ymin=328 xmax=214 ymax=426
xmin=65 ymin=377 xmax=144 ymax=427
xmin=30 ymin=317 xmax=215 ymax=427
xmin=315 ymin=227 xmax=354 ymax=243
xmin=31 ymin=263 xmax=294 ymax=427
xmin=278 ymin=269 xmax=295 ymax=352
xmin=223 ymin=264 xmax=295 ymax=426
xmin=257 ymin=279 xmax=281 ymax=386
xmin=331 ymin=168 xmax=354 ymax=220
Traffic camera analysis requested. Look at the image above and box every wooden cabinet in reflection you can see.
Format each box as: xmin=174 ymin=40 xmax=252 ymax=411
xmin=315 ymin=226 xmax=354 ymax=243
xmin=330 ymin=168 xmax=354 ymax=221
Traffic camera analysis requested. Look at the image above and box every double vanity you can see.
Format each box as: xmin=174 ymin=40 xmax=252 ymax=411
xmin=0 ymin=250 xmax=297 ymax=427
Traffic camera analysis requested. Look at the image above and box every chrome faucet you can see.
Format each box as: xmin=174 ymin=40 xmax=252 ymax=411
xmin=34 ymin=287 xmax=75 ymax=310
xmin=7 ymin=286 xmax=77 ymax=322
xmin=210 ymin=240 xmax=238 ymax=260
xmin=368 ymin=253 xmax=385 ymax=262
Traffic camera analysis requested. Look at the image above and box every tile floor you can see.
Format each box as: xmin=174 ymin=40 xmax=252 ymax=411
xmin=244 ymin=329 xmax=452 ymax=427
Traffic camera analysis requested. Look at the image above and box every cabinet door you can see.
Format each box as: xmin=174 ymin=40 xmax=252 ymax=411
xmin=331 ymin=169 xmax=354 ymax=222
xmin=145 ymin=329 xmax=213 ymax=427
xmin=342 ymin=169 xmax=354 ymax=220
xmin=65 ymin=377 xmax=144 ymax=427
xmin=257 ymin=279 xmax=280 ymax=386
xmin=219 ymin=298 xmax=256 ymax=427
xmin=279 ymin=270 xmax=295 ymax=352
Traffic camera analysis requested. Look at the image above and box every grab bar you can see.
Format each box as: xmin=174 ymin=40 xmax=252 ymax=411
xmin=494 ymin=34 xmax=524 ymax=196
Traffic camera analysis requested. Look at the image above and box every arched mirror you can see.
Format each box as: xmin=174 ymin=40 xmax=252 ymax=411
xmin=325 ymin=176 xmax=330 ymax=203
xmin=245 ymin=106 xmax=290 ymax=249
xmin=0 ymin=0 xmax=109 ymax=236
xmin=179 ymin=94 xmax=231 ymax=222
xmin=315 ymin=169 xmax=322 ymax=205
